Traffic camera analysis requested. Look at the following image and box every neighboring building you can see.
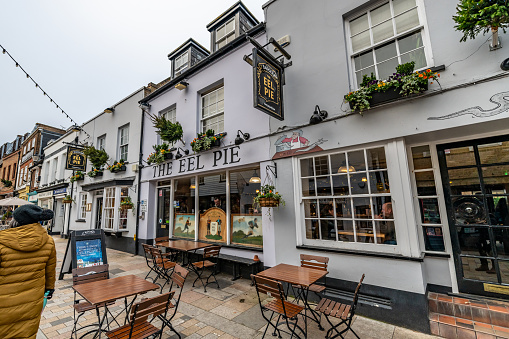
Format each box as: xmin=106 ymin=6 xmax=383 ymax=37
xmin=260 ymin=0 xmax=509 ymax=333
xmin=0 ymin=134 xmax=28 ymax=199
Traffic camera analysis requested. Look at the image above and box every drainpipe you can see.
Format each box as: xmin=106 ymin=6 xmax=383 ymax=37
xmin=135 ymin=102 xmax=146 ymax=256
xmin=65 ymin=171 xmax=74 ymax=238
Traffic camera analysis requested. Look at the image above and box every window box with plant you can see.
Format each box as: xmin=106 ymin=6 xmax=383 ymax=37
xmin=63 ymin=195 xmax=74 ymax=204
xmin=344 ymin=62 xmax=440 ymax=113
xmin=146 ymin=143 xmax=175 ymax=165
xmin=70 ymin=171 xmax=85 ymax=183
xmin=120 ymin=196 xmax=134 ymax=210
xmin=190 ymin=129 xmax=227 ymax=153
xmin=84 ymin=146 xmax=109 ymax=177
xmin=1 ymin=179 xmax=12 ymax=188
xmin=87 ymin=168 xmax=103 ymax=178
xmin=108 ymin=160 xmax=126 ymax=173
xmin=254 ymin=185 xmax=285 ymax=208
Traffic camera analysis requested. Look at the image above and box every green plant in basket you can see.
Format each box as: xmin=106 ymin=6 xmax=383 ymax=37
xmin=254 ymin=185 xmax=285 ymax=207
xmin=83 ymin=146 xmax=109 ymax=169
xmin=70 ymin=171 xmax=85 ymax=183
xmin=108 ymin=159 xmax=125 ymax=172
xmin=147 ymin=143 xmax=172 ymax=165
xmin=87 ymin=168 xmax=103 ymax=178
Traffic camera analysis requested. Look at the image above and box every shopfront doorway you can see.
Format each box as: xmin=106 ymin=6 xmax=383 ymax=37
xmin=437 ymin=136 xmax=509 ymax=298
xmin=95 ymin=197 xmax=103 ymax=229
xmin=156 ymin=186 xmax=171 ymax=238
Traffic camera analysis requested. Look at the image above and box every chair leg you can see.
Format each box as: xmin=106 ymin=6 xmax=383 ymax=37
xmin=205 ymin=265 xmax=220 ymax=290
xmin=262 ymin=311 xmax=275 ymax=339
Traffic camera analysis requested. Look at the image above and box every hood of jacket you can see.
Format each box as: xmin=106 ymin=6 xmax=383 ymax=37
xmin=0 ymin=223 xmax=49 ymax=252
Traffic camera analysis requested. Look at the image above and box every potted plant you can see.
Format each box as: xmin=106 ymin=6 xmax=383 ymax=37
xmin=190 ymin=130 xmax=227 ymax=153
xmin=147 ymin=143 xmax=174 ymax=165
xmin=70 ymin=171 xmax=85 ymax=182
xmin=453 ymin=0 xmax=509 ymax=46
xmin=254 ymin=185 xmax=285 ymax=208
xmin=87 ymin=167 xmax=104 ymax=178
xmin=108 ymin=160 xmax=126 ymax=173
xmin=83 ymin=146 xmax=109 ymax=171
xmin=149 ymin=114 xmax=184 ymax=145
xmin=63 ymin=195 xmax=74 ymax=204
xmin=120 ymin=196 xmax=134 ymax=210
xmin=1 ymin=179 xmax=12 ymax=188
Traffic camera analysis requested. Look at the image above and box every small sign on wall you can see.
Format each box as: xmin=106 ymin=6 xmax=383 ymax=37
xmin=86 ymin=203 xmax=92 ymax=212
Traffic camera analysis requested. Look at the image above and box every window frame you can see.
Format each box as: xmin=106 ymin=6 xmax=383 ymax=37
xmin=78 ymin=193 xmax=88 ymax=220
xmin=200 ymin=86 xmax=225 ymax=134
xmin=118 ymin=187 xmax=129 ymax=230
xmin=118 ymin=125 xmax=129 ymax=162
xmin=215 ymin=18 xmax=236 ymax=50
xmin=103 ymin=187 xmax=116 ymax=230
xmin=345 ymin=0 xmax=434 ymax=89
xmin=174 ymin=51 xmax=189 ymax=76
xmin=97 ymin=135 xmax=106 ymax=151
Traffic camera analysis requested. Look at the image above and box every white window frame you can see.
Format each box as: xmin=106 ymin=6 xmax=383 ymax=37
xmin=97 ymin=135 xmax=106 ymax=151
xmin=174 ymin=51 xmax=189 ymax=76
xmin=118 ymin=187 xmax=129 ymax=230
xmin=161 ymin=106 xmax=176 ymax=124
xmin=215 ymin=18 xmax=236 ymax=50
xmin=79 ymin=193 xmax=88 ymax=220
xmin=345 ymin=0 xmax=434 ymax=88
xmin=201 ymin=86 xmax=224 ymax=134
xmin=118 ymin=125 xmax=129 ymax=162
xmin=103 ymin=187 xmax=116 ymax=230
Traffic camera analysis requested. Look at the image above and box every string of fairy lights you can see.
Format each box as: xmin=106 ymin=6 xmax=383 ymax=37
xmin=0 ymin=43 xmax=90 ymax=140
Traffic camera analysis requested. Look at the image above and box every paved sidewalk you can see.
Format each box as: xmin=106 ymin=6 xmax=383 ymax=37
xmin=36 ymin=236 xmax=439 ymax=339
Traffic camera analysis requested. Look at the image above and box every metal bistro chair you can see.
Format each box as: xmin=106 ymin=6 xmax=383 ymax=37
xmin=251 ymin=274 xmax=305 ymax=339
xmin=155 ymin=236 xmax=179 ymax=262
xmin=150 ymin=246 xmax=177 ymax=292
xmin=105 ymin=292 xmax=174 ymax=339
xmin=316 ymin=274 xmax=365 ymax=339
xmin=190 ymin=245 xmax=220 ymax=292
xmin=71 ymin=264 xmax=118 ymax=339
xmin=291 ymin=254 xmax=329 ymax=304
xmin=159 ymin=264 xmax=190 ymax=339
xmin=141 ymin=243 xmax=158 ymax=282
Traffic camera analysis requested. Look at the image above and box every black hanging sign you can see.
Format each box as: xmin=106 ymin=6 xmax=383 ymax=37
xmin=65 ymin=146 xmax=87 ymax=171
xmin=252 ymin=48 xmax=284 ymax=121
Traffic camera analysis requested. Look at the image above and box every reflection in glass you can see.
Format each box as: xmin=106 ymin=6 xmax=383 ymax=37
xmin=302 ymin=178 xmax=316 ymax=197
xmin=369 ymin=171 xmax=390 ymax=193
xmin=315 ymin=156 xmax=329 ymax=176
xmin=330 ymin=153 xmax=347 ymax=174
xmin=367 ymin=147 xmax=387 ymax=170
xmin=375 ymin=221 xmax=397 ymax=245
xmin=300 ymin=158 xmax=314 ymax=177
xmin=395 ymin=8 xmax=419 ymax=33
xmin=500 ymin=260 xmax=509 ymax=284
xmin=418 ymin=198 xmax=441 ymax=224
xmin=452 ymin=196 xmax=487 ymax=225
xmin=355 ymin=220 xmax=374 ymax=243
xmin=320 ymin=220 xmax=336 ymax=241
xmin=304 ymin=199 xmax=318 ymax=218
xmin=457 ymin=227 xmax=492 ymax=257
xmin=157 ymin=187 xmax=171 ymax=236
xmin=488 ymin=196 xmax=509 ymax=226
xmin=332 ymin=175 xmax=349 ymax=195
xmin=415 ymin=171 xmax=436 ymax=196
xmin=448 ymin=167 xmax=481 ymax=195
xmin=173 ymin=178 xmax=196 ymax=239
xmin=316 ymin=176 xmax=332 ymax=196
xmin=348 ymin=150 xmax=366 ymax=171
xmin=493 ymin=228 xmax=509 ymax=259
xmin=445 ymin=147 xmax=476 ymax=167
xmin=423 ymin=226 xmax=445 ymax=251
xmin=373 ymin=21 xmax=395 ymax=44
xmin=482 ymin=166 xmax=509 ymax=193
xmin=198 ymin=173 xmax=226 ymax=243
xmin=461 ymin=256 xmax=498 ymax=282
xmin=351 ymin=173 xmax=369 ymax=194
xmin=335 ymin=198 xmax=352 ymax=218
xmin=373 ymin=196 xmax=393 ymax=219
xmin=305 ymin=219 xmax=320 ymax=240
xmin=319 ymin=199 xmax=334 ymax=218
xmin=337 ymin=220 xmax=354 ymax=242
xmin=478 ymin=141 xmax=509 ymax=164
xmin=353 ymin=197 xmax=372 ymax=219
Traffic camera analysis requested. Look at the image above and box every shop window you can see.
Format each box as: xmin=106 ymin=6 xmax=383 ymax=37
xmin=411 ymin=145 xmax=445 ymax=251
xmin=230 ymin=168 xmax=262 ymax=247
xmin=173 ymin=177 xmax=196 ymax=239
xmin=78 ymin=193 xmax=87 ymax=220
xmin=347 ymin=0 xmax=431 ymax=87
xmin=201 ymin=87 xmax=224 ymax=133
xmin=118 ymin=187 xmax=128 ymax=230
xmin=103 ymin=187 xmax=115 ymax=230
xmin=198 ymin=173 xmax=226 ymax=243
xmin=300 ymin=147 xmax=396 ymax=245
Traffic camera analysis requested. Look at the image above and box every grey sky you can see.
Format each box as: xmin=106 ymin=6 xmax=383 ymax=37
xmin=0 ymin=0 xmax=265 ymax=142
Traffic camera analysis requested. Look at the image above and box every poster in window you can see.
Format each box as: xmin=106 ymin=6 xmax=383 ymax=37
xmin=173 ymin=214 xmax=195 ymax=239
xmin=252 ymin=48 xmax=284 ymax=121
xmin=231 ymin=215 xmax=263 ymax=247
xmin=198 ymin=207 xmax=226 ymax=242
xmin=75 ymin=239 xmax=103 ymax=268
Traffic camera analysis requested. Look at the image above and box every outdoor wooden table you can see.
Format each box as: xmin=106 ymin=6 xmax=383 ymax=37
xmin=158 ymin=240 xmax=212 ymax=267
xmin=257 ymin=263 xmax=328 ymax=338
xmin=72 ymin=275 xmax=159 ymax=338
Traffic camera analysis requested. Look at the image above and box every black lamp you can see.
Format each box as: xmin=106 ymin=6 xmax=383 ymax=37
xmin=235 ymin=130 xmax=250 ymax=145
xmin=175 ymin=147 xmax=189 ymax=159
xmin=309 ymin=105 xmax=328 ymax=124
xmin=104 ymin=107 xmax=114 ymax=114
xmin=501 ymin=58 xmax=509 ymax=71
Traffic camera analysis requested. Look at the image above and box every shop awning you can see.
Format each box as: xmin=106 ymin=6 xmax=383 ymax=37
xmin=0 ymin=197 xmax=33 ymax=206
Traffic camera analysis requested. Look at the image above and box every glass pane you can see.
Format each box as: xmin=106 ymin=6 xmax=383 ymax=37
xmin=306 ymin=219 xmax=320 ymax=239
xmin=319 ymin=199 xmax=334 ymax=218
xmin=411 ymin=145 xmax=432 ymax=170
xmin=218 ymin=40 xmax=226 ymax=49
xmin=367 ymin=147 xmax=387 ymax=170
xmin=352 ymin=30 xmax=371 ymax=53
xmin=501 ymin=260 xmax=509 ymax=284
xmin=453 ymin=196 xmax=487 ymax=225
xmin=300 ymin=158 xmax=314 ymax=177
xmin=356 ymin=220 xmax=375 ymax=243
xmin=173 ymin=178 xmax=195 ymax=239
xmin=399 ymin=31 xmax=423 ymax=54
xmin=370 ymin=3 xmax=391 ymax=26
xmin=226 ymin=19 xmax=235 ymax=33
xmin=217 ymin=26 xmax=225 ymax=40
xmin=461 ymin=257 xmax=498 ymax=282
xmin=483 ymin=166 xmax=509 ymax=194
xmin=400 ymin=47 xmax=427 ymax=70
xmin=375 ymin=221 xmax=397 ymax=244
xmin=302 ymin=178 xmax=316 ymax=197
xmin=347 ymin=150 xmax=366 ymax=171
xmin=459 ymin=226 xmax=490 ymax=255
xmin=375 ymin=41 xmax=397 ymax=63
xmin=355 ymin=66 xmax=376 ymax=87
xmin=157 ymin=188 xmax=171 ymax=233
xmin=487 ymin=196 xmax=509 ymax=226
xmin=217 ymin=87 xmax=224 ymax=100
xmin=423 ymin=226 xmax=445 ymax=251
xmin=377 ymin=57 xmax=399 ymax=80
xmin=351 ymin=173 xmax=369 ymax=195
xmin=315 ymin=156 xmax=329 ymax=175
xmin=320 ymin=220 xmax=336 ymax=241
xmin=418 ymin=198 xmax=441 ymax=224
xmin=354 ymin=51 xmax=374 ymax=71
xmin=373 ymin=196 xmax=393 ymax=219
xmin=198 ymin=173 xmax=227 ymax=243
xmin=493 ymin=228 xmax=509 ymax=259
xmin=395 ymin=8 xmax=419 ymax=34
xmin=448 ymin=167 xmax=481 ymax=195
xmin=353 ymin=197 xmax=372 ymax=218
xmin=445 ymin=147 xmax=476 ymax=167
xmin=373 ymin=20 xmax=394 ymax=44
xmin=316 ymin=176 xmax=332 ymax=196
xmin=393 ymin=0 xmax=416 ymax=16
xmin=330 ymin=153 xmax=347 ymax=174
xmin=415 ymin=171 xmax=436 ymax=196
xmin=304 ymin=199 xmax=318 ymax=218
xmin=337 ymin=220 xmax=355 ymax=242
xmin=369 ymin=171 xmax=390 ymax=194
xmin=335 ymin=198 xmax=352 ymax=218
xmin=479 ymin=141 xmax=509 ymax=164
xmin=350 ymin=14 xmax=369 ymax=36
xmin=332 ymin=175 xmax=349 ymax=196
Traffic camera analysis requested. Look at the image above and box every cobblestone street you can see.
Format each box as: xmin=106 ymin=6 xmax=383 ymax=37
xmin=36 ymin=236 xmax=439 ymax=339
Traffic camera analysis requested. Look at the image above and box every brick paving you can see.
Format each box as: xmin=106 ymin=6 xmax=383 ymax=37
xmin=35 ymin=236 xmax=439 ymax=339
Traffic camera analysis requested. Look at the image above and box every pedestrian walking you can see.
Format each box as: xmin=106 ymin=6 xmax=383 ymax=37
xmin=0 ymin=205 xmax=57 ymax=339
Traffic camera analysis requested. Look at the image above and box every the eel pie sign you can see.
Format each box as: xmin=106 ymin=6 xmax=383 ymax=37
xmin=65 ymin=146 xmax=87 ymax=171
xmin=252 ymin=48 xmax=284 ymax=120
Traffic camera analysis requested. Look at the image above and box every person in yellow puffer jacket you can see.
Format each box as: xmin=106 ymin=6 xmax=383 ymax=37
xmin=0 ymin=204 xmax=56 ymax=339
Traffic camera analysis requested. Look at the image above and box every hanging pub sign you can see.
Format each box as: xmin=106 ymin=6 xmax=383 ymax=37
xmin=65 ymin=146 xmax=87 ymax=171
xmin=252 ymin=48 xmax=284 ymax=121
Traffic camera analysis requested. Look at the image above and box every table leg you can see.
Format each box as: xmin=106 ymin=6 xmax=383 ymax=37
xmin=302 ymin=287 xmax=324 ymax=331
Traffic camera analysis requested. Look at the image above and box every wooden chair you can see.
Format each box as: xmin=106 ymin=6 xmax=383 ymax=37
xmin=160 ymin=264 xmax=189 ymax=339
xmin=150 ymin=246 xmax=176 ymax=292
xmin=154 ymin=236 xmax=179 ymax=262
xmin=141 ymin=243 xmax=157 ymax=281
xmin=292 ymin=254 xmax=329 ymax=303
xmin=251 ymin=274 xmax=305 ymax=339
xmin=154 ymin=236 xmax=169 ymax=244
xmin=316 ymin=274 xmax=365 ymax=339
xmin=190 ymin=245 xmax=220 ymax=292
xmin=105 ymin=292 xmax=175 ymax=339
xmin=71 ymin=264 xmax=117 ymax=338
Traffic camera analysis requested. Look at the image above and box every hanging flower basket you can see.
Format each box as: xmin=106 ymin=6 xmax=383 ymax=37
xmin=120 ymin=196 xmax=134 ymax=210
xmin=120 ymin=204 xmax=133 ymax=210
xmin=254 ymin=184 xmax=285 ymax=208
xmin=108 ymin=160 xmax=126 ymax=173
xmin=63 ymin=195 xmax=73 ymax=204
xmin=258 ymin=197 xmax=280 ymax=207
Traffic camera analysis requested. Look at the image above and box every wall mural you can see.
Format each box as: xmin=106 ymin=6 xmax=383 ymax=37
xmin=428 ymin=91 xmax=509 ymax=120
xmin=273 ymin=129 xmax=327 ymax=160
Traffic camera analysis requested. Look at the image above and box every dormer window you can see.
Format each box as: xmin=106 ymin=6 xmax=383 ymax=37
xmin=174 ymin=52 xmax=189 ymax=76
xmin=216 ymin=18 xmax=236 ymax=50
xmin=168 ymin=39 xmax=210 ymax=79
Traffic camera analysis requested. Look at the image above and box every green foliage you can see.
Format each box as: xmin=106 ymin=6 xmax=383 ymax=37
xmin=83 ymin=146 xmax=109 ymax=169
xmin=108 ymin=159 xmax=125 ymax=172
xmin=87 ymin=168 xmax=103 ymax=177
xmin=453 ymin=0 xmax=509 ymax=42
xmin=120 ymin=196 xmax=133 ymax=207
xmin=254 ymin=184 xmax=285 ymax=206
xmin=205 ymin=129 xmax=215 ymax=137
xmin=147 ymin=143 xmax=172 ymax=165
xmin=396 ymin=61 xmax=415 ymax=75
xmin=1 ymin=179 xmax=12 ymax=188
xmin=149 ymin=114 xmax=183 ymax=145
xmin=190 ymin=131 xmax=226 ymax=153
xmin=70 ymin=171 xmax=85 ymax=183
xmin=360 ymin=73 xmax=377 ymax=87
